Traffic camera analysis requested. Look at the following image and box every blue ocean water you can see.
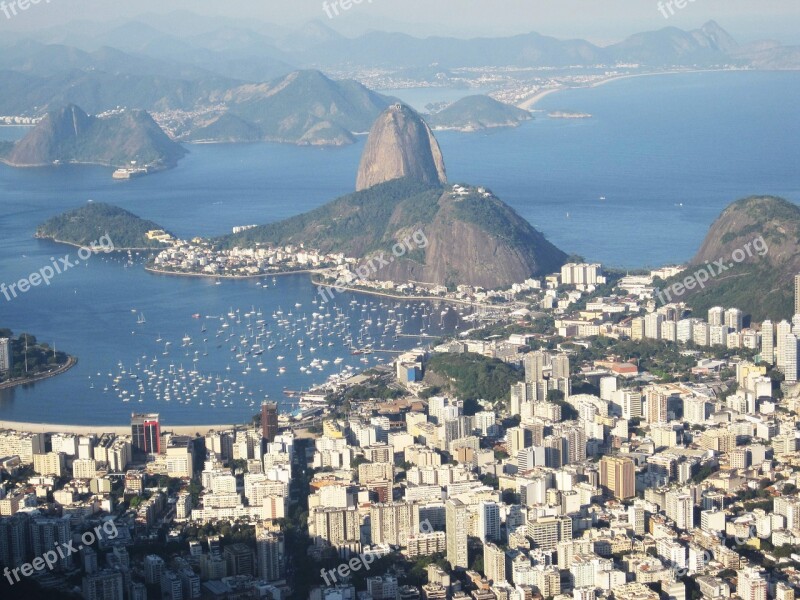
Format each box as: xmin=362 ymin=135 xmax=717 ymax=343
xmin=0 ymin=70 xmax=797 ymax=425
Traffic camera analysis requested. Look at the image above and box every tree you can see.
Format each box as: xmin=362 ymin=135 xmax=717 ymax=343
xmin=470 ymin=555 xmax=484 ymax=574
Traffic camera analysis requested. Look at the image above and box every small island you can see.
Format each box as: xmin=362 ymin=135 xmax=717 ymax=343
xmin=0 ymin=330 xmax=75 ymax=390
xmin=426 ymin=95 xmax=532 ymax=131
xmin=548 ymin=111 xmax=593 ymax=119
xmin=0 ymin=105 xmax=187 ymax=178
xmin=36 ymin=202 xmax=175 ymax=251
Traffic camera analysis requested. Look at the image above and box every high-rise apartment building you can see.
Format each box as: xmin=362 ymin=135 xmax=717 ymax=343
xmin=0 ymin=337 xmax=11 ymax=373
xmin=261 ymin=401 xmax=278 ymax=442
xmin=256 ymin=529 xmax=285 ymax=582
xmin=600 ymin=456 xmax=635 ymax=499
xmin=131 ymin=413 xmax=161 ymax=454
xmin=762 ymin=320 xmax=774 ymax=365
xmin=484 ymin=542 xmax=506 ymax=584
xmin=795 ymin=274 xmax=800 ymax=316
xmin=446 ymin=498 xmax=468 ymax=570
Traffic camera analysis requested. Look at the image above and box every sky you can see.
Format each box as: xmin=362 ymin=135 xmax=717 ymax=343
xmin=1 ymin=0 xmax=799 ymax=44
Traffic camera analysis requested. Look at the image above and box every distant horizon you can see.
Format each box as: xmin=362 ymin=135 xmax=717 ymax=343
xmin=0 ymin=1 xmax=799 ymax=46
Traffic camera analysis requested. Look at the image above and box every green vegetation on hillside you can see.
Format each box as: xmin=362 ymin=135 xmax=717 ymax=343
xmin=453 ymin=190 xmax=538 ymax=248
xmin=424 ymin=352 xmax=523 ymax=406
xmin=219 ymin=178 xmax=442 ymax=253
xmin=675 ymin=196 xmax=800 ymax=321
xmin=37 ymin=203 xmax=170 ymax=250
xmin=675 ymin=264 xmax=792 ymax=323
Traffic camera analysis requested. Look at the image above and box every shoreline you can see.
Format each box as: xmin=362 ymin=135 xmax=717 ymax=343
xmin=311 ymin=278 xmax=510 ymax=310
xmin=144 ymin=265 xmax=324 ymax=280
xmin=148 ymin=267 xmax=514 ymax=309
xmin=36 ymin=235 xmax=162 ymax=253
xmin=0 ymin=356 xmax=77 ymax=391
xmin=0 ymin=420 xmax=240 ymax=436
xmin=516 ymin=68 xmax=750 ymax=111
xmin=0 ymin=158 xmax=174 ymax=172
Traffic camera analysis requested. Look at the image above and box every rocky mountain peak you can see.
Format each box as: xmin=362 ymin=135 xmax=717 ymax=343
xmin=355 ymin=103 xmax=447 ymax=192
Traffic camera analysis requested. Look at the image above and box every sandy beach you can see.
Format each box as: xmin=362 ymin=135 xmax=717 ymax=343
xmin=516 ymin=68 xmax=743 ymax=111
xmin=517 ymin=87 xmax=564 ymax=110
xmin=0 ymin=420 xmax=238 ymax=436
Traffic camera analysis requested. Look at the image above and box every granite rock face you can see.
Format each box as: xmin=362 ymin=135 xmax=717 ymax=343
xmin=356 ymin=103 xmax=447 ymax=191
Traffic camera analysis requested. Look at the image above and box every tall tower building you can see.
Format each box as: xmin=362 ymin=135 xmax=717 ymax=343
xmin=780 ymin=333 xmax=799 ymax=384
xmin=708 ymin=307 xmax=724 ymax=327
xmin=484 ymin=542 xmax=506 ymax=584
xmin=370 ymin=502 xmax=419 ymax=547
xmin=0 ymin=514 xmax=28 ymax=568
xmin=563 ymin=427 xmax=587 ymax=464
xmin=524 ymin=352 xmax=546 ymax=383
xmin=256 ymin=529 xmax=285 ymax=582
xmin=795 ymin=274 xmax=800 ymax=317
xmin=445 ymin=498 xmax=468 ymax=570
xmin=777 ymin=320 xmax=793 ymax=369
xmin=645 ymin=389 xmax=668 ymax=424
xmin=737 ymin=568 xmax=767 ymax=600
xmin=551 ymin=354 xmax=570 ymax=379
xmin=31 ymin=516 xmax=73 ymax=571
xmin=261 ymin=401 xmax=278 ymax=442
xmin=629 ymin=501 xmax=646 ymax=535
xmin=0 ymin=337 xmax=11 ymax=373
xmin=131 ymin=413 xmax=161 ymax=454
xmin=82 ymin=570 xmax=125 ymax=600
xmin=761 ymin=320 xmax=774 ymax=365
xmin=478 ymin=501 xmax=501 ymax=542
xmin=600 ymin=456 xmax=635 ymax=499
xmin=725 ymin=308 xmax=744 ymax=332
xmin=613 ymin=390 xmax=642 ymax=420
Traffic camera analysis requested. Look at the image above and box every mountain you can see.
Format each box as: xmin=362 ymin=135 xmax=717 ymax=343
xmin=298 ymin=21 xmax=746 ymax=68
xmin=1 ymin=105 xmax=186 ymax=170
xmin=221 ymin=105 xmax=566 ymax=289
xmin=0 ymin=69 xmax=236 ymax=116
xmin=669 ymin=196 xmax=800 ymax=321
xmin=356 ymin=104 xmax=447 ymax=191
xmin=185 ymin=70 xmax=393 ymax=146
xmin=427 ymin=95 xmax=532 ymax=131
xmin=223 ymin=177 xmax=565 ymax=289
xmin=37 ymin=202 xmax=171 ymax=250
xmin=607 ymin=20 xmax=739 ymax=65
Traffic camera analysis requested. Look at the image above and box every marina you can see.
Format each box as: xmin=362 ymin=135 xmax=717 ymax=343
xmin=95 ymin=292 xmax=477 ymax=418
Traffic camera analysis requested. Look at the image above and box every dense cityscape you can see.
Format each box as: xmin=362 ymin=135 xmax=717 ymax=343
xmin=3 ymin=256 xmax=800 ymax=599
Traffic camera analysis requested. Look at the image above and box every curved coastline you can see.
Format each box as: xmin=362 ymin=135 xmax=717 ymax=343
xmin=310 ymin=277 xmax=507 ymax=310
xmin=0 ymin=356 xmax=77 ymax=391
xmin=517 ymin=67 xmax=749 ymax=110
xmin=35 ymin=235 xmax=163 ymax=253
xmin=144 ymin=265 xmax=323 ymax=280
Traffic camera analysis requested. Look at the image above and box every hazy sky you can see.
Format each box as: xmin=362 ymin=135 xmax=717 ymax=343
xmin=2 ymin=0 xmax=799 ymax=44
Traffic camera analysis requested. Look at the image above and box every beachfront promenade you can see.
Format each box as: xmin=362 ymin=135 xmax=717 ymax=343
xmin=0 ymin=420 xmax=238 ymax=437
